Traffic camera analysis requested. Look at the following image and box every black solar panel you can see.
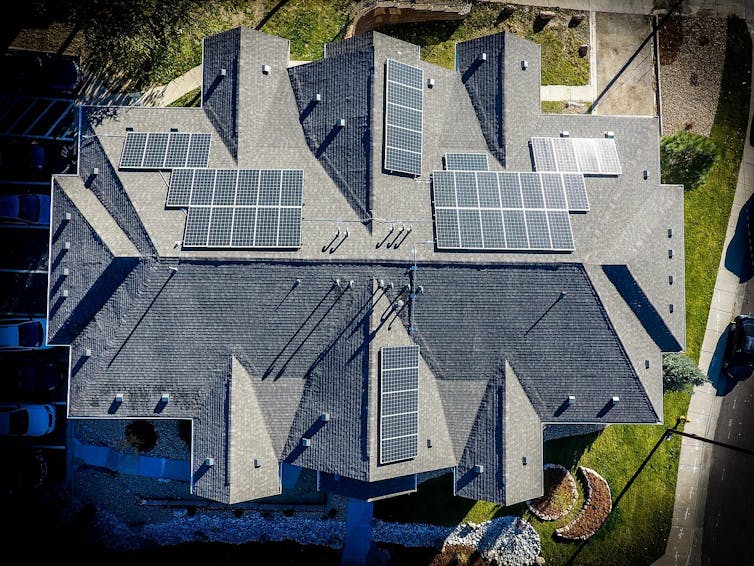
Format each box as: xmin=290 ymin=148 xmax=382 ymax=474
xmin=384 ymin=59 xmax=423 ymax=176
xmin=380 ymin=345 xmax=420 ymax=464
xmin=120 ymin=131 xmax=211 ymax=169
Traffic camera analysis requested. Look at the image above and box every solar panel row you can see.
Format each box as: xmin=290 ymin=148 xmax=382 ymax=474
xmin=380 ymin=345 xmax=420 ymax=465
xmin=531 ymin=137 xmax=621 ymax=175
xmin=167 ymin=168 xmax=303 ymax=249
xmin=432 ymin=170 xmax=586 ymax=251
xmin=384 ymin=59 xmax=424 ymax=176
xmin=443 ymin=152 xmax=489 ymax=171
xmin=120 ymin=131 xmax=211 ymax=169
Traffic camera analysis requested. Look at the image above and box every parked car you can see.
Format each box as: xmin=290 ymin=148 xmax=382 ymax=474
xmin=0 ymin=403 xmax=56 ymax=436
xmin=0 ymin=318 xmax=49 ymax=351
xmin=0 ymin=50 xmax=82 ymax=95
xmin=0 ymin=193 xmax=50 ymax=225
xmin=0 ymin=360 xmax=64 ymax=398
xmin=0 ymin=141 xmax=73 ymax=181
xmin=722 ymin=314 xmax=754 ymax=380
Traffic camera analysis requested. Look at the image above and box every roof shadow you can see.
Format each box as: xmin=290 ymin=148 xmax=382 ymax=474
xmin=602 ymin=264 xmax=681 ymax=352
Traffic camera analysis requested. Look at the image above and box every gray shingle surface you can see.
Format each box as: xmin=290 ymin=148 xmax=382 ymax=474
xmin=52 ymin=27 xmax=684 ymax=506
xmin=202 ymin=27 xmax=241 ymax=160
xmin=288 ymin=37 xmax=374 ymax=219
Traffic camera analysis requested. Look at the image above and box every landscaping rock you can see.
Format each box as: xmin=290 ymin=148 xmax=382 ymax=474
xmin=443 ymin=516 xmax=541 ymax=566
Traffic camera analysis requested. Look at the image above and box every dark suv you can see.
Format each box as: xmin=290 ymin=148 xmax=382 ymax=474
xmin=723 ymin=314 xmax=754 ymax=380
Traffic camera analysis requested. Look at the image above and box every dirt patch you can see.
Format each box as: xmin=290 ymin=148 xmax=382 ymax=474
xmin=659 ymin=16 xmax=727 ymax=136
xmin=594 ymin=12 xmax=656 ymax=116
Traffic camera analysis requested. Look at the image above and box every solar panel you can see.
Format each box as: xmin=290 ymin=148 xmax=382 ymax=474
xmin=531 ymin=137 xmax=621 ymax=175
xmin=432 ymin=171 xmax=579 ymax=251
xmin=168 ymin=168 xmax=303 ymax=249
xmin=384 ymin=59 xmax=423 ymax=176
xmin=380 ymin=345 xmax=420 ymax=464
xmin=562 ymin=173 xmax=589 ymax=212
xmin=444 ymin=153 xmax=489 ymax=171
xmin=120 ymin=131 xmax=211 ymax=169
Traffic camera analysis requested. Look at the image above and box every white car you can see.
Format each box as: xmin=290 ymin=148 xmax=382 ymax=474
xmin=0 ymin=404 xmax=56 ymax=436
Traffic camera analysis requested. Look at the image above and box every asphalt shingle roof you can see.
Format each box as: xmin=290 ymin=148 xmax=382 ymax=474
xmin=49 ymin=26 xmax=684 ymax=506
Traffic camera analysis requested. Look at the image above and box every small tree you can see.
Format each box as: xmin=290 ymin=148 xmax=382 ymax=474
xmin=660 ymin=131 xmax=719 ymax=190
xmin=662 ymin=352 xmax=708 ymax=392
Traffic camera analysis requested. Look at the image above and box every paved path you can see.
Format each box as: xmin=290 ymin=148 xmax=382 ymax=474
xmin=502 ymin=0 xmax=751 ymax=20
xmin=653 ymin=31 xmax=754 ymax=566
xmin=70 ymin=439 xmax=190 ymax=480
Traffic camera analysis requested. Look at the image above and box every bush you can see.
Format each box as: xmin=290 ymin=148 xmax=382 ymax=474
xmin=124 ymin=420 xmax=158 ymax=453
xmin=662 ymin=352 xmax=708 ymax=391
xmin=660 ymin=131 xmax=720 ymax=190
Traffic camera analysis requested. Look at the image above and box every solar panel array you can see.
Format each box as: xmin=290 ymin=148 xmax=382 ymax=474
xmin=444 ymin=153 xmax=489 ymax=171
xmin=380 ymin=345 xmax=420 ymax=465
xmin=384 ymin=59 xmax=423 ymax=176
xmin=432 ymin=171 xmax=590 ymax=251
xmin=166 ymin=168 xmax=303 ymax=248
xmin=531 ymin=137 xmax=621 ymax=175
xmin=120 ymin=131 xmax=211 ymax=169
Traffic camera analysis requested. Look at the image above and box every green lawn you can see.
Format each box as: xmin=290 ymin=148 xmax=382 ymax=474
xmin=377 ymin=4 xmax=590 ymax=85
xmin=375 ymin=16 xmax=751 ymax=566
xmin=168 ymin=87 xmax=201 ymax=108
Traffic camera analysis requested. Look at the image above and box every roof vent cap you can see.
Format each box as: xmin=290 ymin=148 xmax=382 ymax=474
xmin=64 ymin=212 xmax=72 ymax=221
xmin=63 ymin=268 xmax=70 ymax=276
xmin=337 ymin=118 xmax=346 ymax=128
xmin=92 ymin=167 xmax=99 ymax=176
xmin=301 ymin=438 xmax=312 ymax=447
xmin=521 ymin=60 xmax=529 ymax=70
xmin=605 ymin=131 xmax=615 ymax=138
xmin=205 ymin=457 xmax=214 ymax=467
xmin=161 ymin=393 xmax=170 ymax=403
xmin=480 ymin=52 xmax=487 ymax=61
xmin=62 ymin=289 xmax=69 ymax=297
xmin=254 ymin=458 xmax=263 ymax=468
xmin=64 ymin=241 xmax=71 ymax=250
xmin=320 ymin=412 xmax=331 ymax=422
xmin=473 ymin=464 xmax=484 ymax=473
xmin=312 ymin=93 xmax=322 ymax=102
xmin=219 ymin=68 xmax=227 ymax=77
xmin=643 ymin=169 xmax=650 ymax=180
xmin=611 ymin=396 xmax=620 ymax=405
xmin=560 ymin=131 xmax=570 ymax=138
xmin=262 ymin=64 xmax=271 ymax=74
xmin=114 ymin=393 xmax=124 ymax=403
xmin=427 ymin=77 xmax=435 ymax=88
xmin=567 ymin=395 xmax=576 ymax=405
xmin=84 ymin=348 xmax=92 ymax=357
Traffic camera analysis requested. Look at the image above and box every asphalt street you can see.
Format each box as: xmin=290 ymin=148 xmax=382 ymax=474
xmin=701 ymin=281 xmax=754 ymax=564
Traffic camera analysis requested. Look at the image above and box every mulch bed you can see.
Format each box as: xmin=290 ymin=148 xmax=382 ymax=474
xmin=555 ymin=467 xmax=612 ymax=541
xmin=526 ymin=464 xmax=578 ymax=521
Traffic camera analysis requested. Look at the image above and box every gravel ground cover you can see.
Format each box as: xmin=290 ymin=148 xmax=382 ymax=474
xmin=659 ymin=16 xmax=727 ymax=136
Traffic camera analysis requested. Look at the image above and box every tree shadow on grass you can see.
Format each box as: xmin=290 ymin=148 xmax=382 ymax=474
xmin=543 ymin=430 xmax=602 ymax=471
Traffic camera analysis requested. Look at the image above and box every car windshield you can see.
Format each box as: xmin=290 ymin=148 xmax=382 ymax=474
xmin=18 ymin=321 xmax=42 ymax=347
xmin=17 ymin=194 xmax=39 ymax=222
xmin=9 ymin=409 xmax=29 ymax=435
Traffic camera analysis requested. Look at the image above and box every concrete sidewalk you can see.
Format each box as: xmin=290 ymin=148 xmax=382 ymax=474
xmin=653 ymin=34 xmax=754 ymax=566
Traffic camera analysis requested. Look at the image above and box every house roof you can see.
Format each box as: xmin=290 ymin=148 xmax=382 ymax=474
xmin=49 ymin=27 xmax=684 ymax=506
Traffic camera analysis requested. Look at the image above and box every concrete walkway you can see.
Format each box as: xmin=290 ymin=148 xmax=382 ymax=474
xmin=70 ymin=439 xmax=190 ymax=480
xmin=653 ymin=33 xmax=754 ymax=566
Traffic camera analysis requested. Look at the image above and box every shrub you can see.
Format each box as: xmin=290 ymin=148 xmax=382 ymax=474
xmin=662 ymin=352 xmax=708 ymax=392
xmin=660 ymin=131 xmax=720 ymax=190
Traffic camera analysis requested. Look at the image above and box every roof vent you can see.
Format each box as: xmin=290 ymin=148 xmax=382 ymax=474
xmin=605 ymin=131 xmax=615 ymax=138
xmin=522 ymin=456 xmax=528 ymax=465
xmin=62 ymin=268 xmax=70 ymax=276
xmin=560 ymin=131 xmax=570 ymax=138
xmin=521 ymin=59 xmax=529 ymax=70
xmin=320 ymin=412 xmax=331 ymax=422
xmin=205 ymin=457 xmax=214 ymax=467
xmin=262 ymin=64 xmax=271 ymax=74
xmin=219 ymin=68 xmax=227 ymax=77
xmin=254 ymin=458 xmax=263 ymax=468
xmin=114 ymin=393 xmax=124 ymax=403
xmin=92 ymin=167 xmax=99 ymax=176
xmin=668 ymin=275 xmax=674 ymax=285
xmin=394 ymin=299 xmax=405 ymax=310
xmin=645 ymin=359 xmax=651 ymax=369
xmin=427 ymin=438 xmax=433 ymax=448
xmin=62 ymin=289 xmax=69 ymax=297
xmin=473 ymin=464 xmax=484 ymax=473
xmin=301 ymin=438 xmax=312 ymax=447
xmin=668 ymin=249 xmax=673 ymax=259
xmin=427 ymin=77 xmax=435 ymax=88
xmin=668 ymin=228 xmax=673 ymax=238
xmin=64 ymin=241 xmax=71 ymax=250
xmin=312 ymin=93 xmax=322 ymax=102
xmin=479 ymin=52 xmax=487 ymax=61
xmin=611 ymin=396 xmax=620 ymax=405
xmin=643 ymin=169 xmax=650 ymax=180
xmin=84 ymin=348 xmax=92 ymax=357
xmin=669 ymin=304 xmax=675 ymax=313
xmin=126 ymin=127 xmax=134 ymax=132
xmin=337 ymin=118 xmax=346 ymax=128
xmin=348 ymin=280 xmax=355 ymax=289
xmin=64 ymin=212 xmax=72 ymax=221
xmin=161 ymin=393 xmax=170 ymax=404
xmin=567 ymin=395 xmax=576 ymax=405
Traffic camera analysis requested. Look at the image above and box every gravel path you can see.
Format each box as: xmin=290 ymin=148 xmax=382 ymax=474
xmin=659 ymin=16 xmax=727 ymax=137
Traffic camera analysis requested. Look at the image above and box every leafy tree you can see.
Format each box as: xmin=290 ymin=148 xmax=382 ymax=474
xmin=660 ymin=130 xmax=720 ymax=190
xmin=662 ymin=352 xmax=708 ymax=392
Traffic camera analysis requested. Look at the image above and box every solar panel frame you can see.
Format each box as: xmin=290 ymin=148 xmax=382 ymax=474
xmin=119 ymin=131 xmax=211 ymax=169
xmin=432 ymin=170 xmax=577 ymax=251
xmin=384 ymin=59 xmax=423 ymax=176
xmin=380 ymin=345 xmax=420 ymax=465
xmin=172 ymin=168 xmax=303 ymax=249
xmin=531 ymin=136 xmax=621 ymax=175
xmin=444 ymin=152 xmax=489 ymax=171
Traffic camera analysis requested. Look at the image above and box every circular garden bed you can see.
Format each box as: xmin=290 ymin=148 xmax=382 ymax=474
xmin=526 ymin=464 xmax=578 ymax=521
